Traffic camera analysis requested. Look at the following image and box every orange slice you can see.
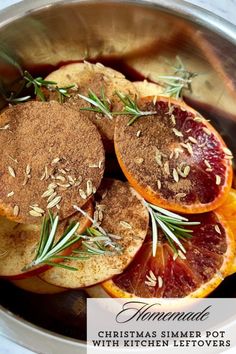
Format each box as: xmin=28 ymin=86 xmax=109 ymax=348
xmin=216 ymin=188 xmax=236 ymax=275
xmin=102 ymin=211 xmax=235 ymax=298
xmin=114 ymin=96 xmax=233 ymax=214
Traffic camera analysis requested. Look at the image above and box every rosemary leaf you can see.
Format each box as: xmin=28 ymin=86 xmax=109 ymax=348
xmin=43 ymin=261 xmax=78 ymax=271
xmin=157 ymin=56 xmax=198 ymax=99
xmin=39 ymin=215 xmax=59 ymax=259
xmin=114 ymin=91 xmax=158 ymax=126
xmin=78 ymin=88 xmax=113 ymax=119
xmin=143 ymin=200 xmax=200 ymax=258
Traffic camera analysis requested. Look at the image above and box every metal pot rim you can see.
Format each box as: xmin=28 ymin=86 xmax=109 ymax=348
xmin=0 ymin=0 xmax=235 ymax=43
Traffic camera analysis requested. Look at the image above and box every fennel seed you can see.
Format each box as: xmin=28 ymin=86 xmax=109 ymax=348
xmin=86 ymin=179 xmax=93 ymax=196
xmin=155 ymin=148 xmax=163 ymax=167
xmin=188 ymin=137 xmax=198 ymax=144
xmin=223 ymin=147 xmax=233 ymax=156
xmin=48 ymin=182 xmax=57 ymax=189
xmin=0 ymin=123 xmax=10 ymax=130
xmin=47 ymin=192 xmax=57 ymax=203
xmin=183 ymin=165 xmax=190 ymax=177
xmin=29 ymin=210 xmax=43 ymax=217
xmin=175 ymin=193 xmax=187 ymax=199
xmin=41 ymin=189 xmax=55 ymax=198
xmin=180 ymin=142 xmax=193 ymax=156
xmin=8 ymin=166 xmax=16 ymax=177
xmin=173 ymin=168 xmax=179 ymax=183
xmin=98 ymin=210 xmax=104 ymax=222
xmin=51 ymin=157 xmax=60 ymax=165
xmin=163 ymin=161 xmax=170 ymax=175
xmin=215 ymin=225 xmax=221 ymax=234
xmin=204 ymin=160 xmax=212 ymax=169
xmin=171 ymin=114 xmax=176 ymax=125
xmin=93 ymin=210 xmax=99 ymax=223
xmin=216 ymin=175 xmax=221 ymax=185
xmin=13 ymin=205 xmax=19 ymax=216
xmin=158 ymin=276 xmax=163 ymax=288
xmin=57 ymin=183 xmax=71 ymax=188
xmin=172 ymin=128 xmax=183 ymax=138
xmin=47 ymin=195 xmax=62 ymax=209
xmin=30 ymin=206 xmax=45 ymax=214
xmin=174 ymin=147 xmax=183 ymax=159
xmin=149 ymin=270 xmax=157 ymax=282
xmin=68 ymin=175 xmax=75 ymax=185
xmin=102 ymin=189 xmax=107 ymax=199
xmin=120 ymin=221 xmax=132 ymax=229
xmin=89 ymin=163 xmax=99 ymax=168
xmin=55 ymin=175 xmax=66 ymax=182
xmin=7 ymin=191 xmax=14 ymax=197
xmin=79 ymin=189 xmax=87 ymax=200
xmin=145 ymin=281 xmax=156 ymax=287
xmin=194 ymin=116 xmax=205 ymax=123
xmin=26 ymin=164 xmax=31 ymax=175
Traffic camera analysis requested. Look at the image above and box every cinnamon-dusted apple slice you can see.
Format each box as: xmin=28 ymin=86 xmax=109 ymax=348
xmin=134 ymin=80 xmax=164 ymax=97
xmin=188 ymin=29 xmax=236 ymax=100
xmin=11 ymin=276 xmax=67 ymax=294
xmin=44 ymin=62 xmax=137 ymax=152
xmin=125 ymin=42 xmax=236 ymax=119
xmin=114 ymin=96 xmax=233 ymax=214
xmin=0 ymin=101 xmax=104 ymax=224
xmin=40 ymin=179 xmax=149 ymax=288
xmin=0 ymin=200 xmax=93 ymax=279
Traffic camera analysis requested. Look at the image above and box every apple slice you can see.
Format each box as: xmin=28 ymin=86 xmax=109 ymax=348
xmin=124 ymin=34 xmax=236 ymax=120
xmin=40 ymin=179 xmax=149 ymax=288
xmin=0 ymin=200 xmax=93 ymax=279
xmin=11 ymin=276 xmax=67 ymax=294
xmin=44 ymin=62 xmax=137 ymax=153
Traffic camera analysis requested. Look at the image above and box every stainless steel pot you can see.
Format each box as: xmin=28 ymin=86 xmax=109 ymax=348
xmin=0 ymin=1 xmax=236 ymax=353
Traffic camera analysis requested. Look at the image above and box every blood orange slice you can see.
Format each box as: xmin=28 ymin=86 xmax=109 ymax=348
xmin=102 ymin=211 xmax=235 ymax=298
xmin=114 ymin=96 xmax=233 ymax=214
xmin=216 ymin=188 xmax=236 ymax=275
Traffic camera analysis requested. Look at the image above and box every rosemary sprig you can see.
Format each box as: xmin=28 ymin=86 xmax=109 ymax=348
xmin=143 ymin=201 xmax=200 ymax=258
xmin=23 ymin=212 xmax=82 ymax=271
xmin=114 ymin=91 xmax=157 ymax=126
xmin=54 ymin=85 xmax=76 ymax=103
xmin=78 ymin=87 xmax=113 ymax=119
xmin=24 ymin=207 xmax=123 ymax=272
xmin=157 ymin=56 xmax=198 ymax=99
xmin=73 ymin=205 xmax=123 ymax=256
xmin=24 ymin=70 xmax=57 ymax=102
